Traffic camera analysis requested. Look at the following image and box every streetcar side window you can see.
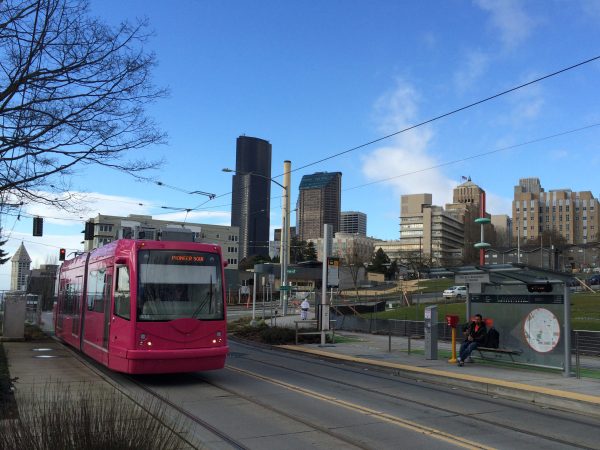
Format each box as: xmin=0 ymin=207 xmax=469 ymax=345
xmin=114 ymin=266 xmax=131 ymax=320
xmin=87 ymin=268 xmax=107 ymax=312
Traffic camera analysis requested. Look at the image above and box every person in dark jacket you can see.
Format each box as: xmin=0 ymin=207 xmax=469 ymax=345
xmin=457 ymin=314 xmax=487 ymax=366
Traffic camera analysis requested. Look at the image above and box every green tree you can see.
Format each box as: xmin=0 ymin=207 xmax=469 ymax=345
xmin=369 ymin=248 xmax=390 ymax=274
xmin=305 ymin=241 xmax=318 ymax=261
xmin=0 ymin=234 xmax=10 ymax=265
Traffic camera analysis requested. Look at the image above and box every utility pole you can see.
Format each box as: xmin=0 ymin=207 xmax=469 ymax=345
xmin=281 ymin=160 xmax=291 ymax=316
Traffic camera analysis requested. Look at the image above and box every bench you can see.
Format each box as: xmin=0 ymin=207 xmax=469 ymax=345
xmin=465 ymin=317 xmax=522 ymax=362
xmin=476 ymin=346 xmax=523 ymax=362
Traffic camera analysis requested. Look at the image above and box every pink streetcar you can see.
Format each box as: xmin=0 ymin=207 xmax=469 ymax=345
xmin=54 ymin=239 xmax=228 ymax=374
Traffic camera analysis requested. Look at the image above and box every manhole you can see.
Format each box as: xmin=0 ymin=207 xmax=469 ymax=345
xmin=33 ymin=355 xmax=59 ymax=359
xmin=32 ymin=348 xmax=54 ymax=352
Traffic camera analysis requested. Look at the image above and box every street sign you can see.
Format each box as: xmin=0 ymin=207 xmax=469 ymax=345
xmin=287 ymin=268 xmax=296 ymax=274
xmin=279 ymin=285 xmax=292 ymax=291
xmin=455 ymin=273 xmax=489 ymax=284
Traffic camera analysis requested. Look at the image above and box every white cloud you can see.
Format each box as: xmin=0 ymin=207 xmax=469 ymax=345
xmin=500 ymin=73 xmax=545 ymax=124
xmin=474 ymin=0 xmax=535 ymax=48
xmin=153 ymin=210 xmax=230 ymax=225
xmin=485 ymin=192 xmax=512 ymax=216
xmin=549 ymin=149 xmax=568 ymax=160
xmin=363 ymin=80 xmax=456 ymax=206
xmin=23 ymin=191 xmax=152 ymax=225
xmin=454 ymin=50 xmax=491 ymax=93
xmin=581 ymin=0 xmax=600 ymax=20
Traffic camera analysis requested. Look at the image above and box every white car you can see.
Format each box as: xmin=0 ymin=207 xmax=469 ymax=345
xmin=443 ymin=286 xmax=468 ymax=299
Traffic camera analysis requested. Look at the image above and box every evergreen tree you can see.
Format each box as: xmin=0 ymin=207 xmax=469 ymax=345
xmin=0 ymin=232 xmax=10 ymax=265
xmin=369 ymin=248 xmax=390 ymax=274
xmin=305 ymin=241 xmax=318 ymax=261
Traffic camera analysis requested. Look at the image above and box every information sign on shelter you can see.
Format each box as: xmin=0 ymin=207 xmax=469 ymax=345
xmin=327 ymin=257 xmax=340 ymax=288
xmin=455 ymin=273 xmax=490 ymax=284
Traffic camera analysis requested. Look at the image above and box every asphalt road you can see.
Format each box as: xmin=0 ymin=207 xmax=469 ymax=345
xmin=131 ymin=340 xmax=600 ymax=450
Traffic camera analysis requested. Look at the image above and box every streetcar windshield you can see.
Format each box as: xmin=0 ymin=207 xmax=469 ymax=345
xmin=137 ymin=250 xmax=224 ymax=321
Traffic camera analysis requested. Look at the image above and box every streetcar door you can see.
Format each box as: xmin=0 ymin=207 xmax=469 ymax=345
xmin=102 ymin=269 xmax=113 ymax=349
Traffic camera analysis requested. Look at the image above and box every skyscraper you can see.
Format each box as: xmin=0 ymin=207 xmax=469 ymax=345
xmin=231 ymin=136 xmax=272 ymax=258
xmin=341 ymin=211 xmax=367 ymax=236
xmin=297 ymin=172 xmax=342 ymax=241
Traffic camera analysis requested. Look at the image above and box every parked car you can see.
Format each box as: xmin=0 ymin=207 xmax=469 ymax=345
xmin=587 ymin=275 xmax=600 ymax=286
xmin=443 ymin=286 xmax=468 ymax=299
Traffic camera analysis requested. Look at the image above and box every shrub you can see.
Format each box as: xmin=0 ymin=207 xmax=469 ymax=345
xmin=259 ymin=327 xmax=296 ymax=345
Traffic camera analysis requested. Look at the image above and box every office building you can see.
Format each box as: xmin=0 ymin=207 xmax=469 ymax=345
xmin=513 ymin=178 xmax=600 ymax=245
xmin=399 ymin=193 xmax=463 ymax=266
xmin=10 ymin=242 xmax=31 ymax=291
xmin=270 ymin=227 xmax=297 ymax=260
xmin=297 ymin=172 xmax=342 ymax=241
xmin=230 ymin=136 xmax=272 ymax=258
xmin=308 ymin=232 xmax=376 ymax=263
xmin=85 ymin=214 xmax=240 ymax=269
xmin=445 ymin=177 xmax=495 ymax=263
xmin=491 ymin=214 xmax=512 ymax=247
xmin=340 ymin=211 xmax=367 ymax=236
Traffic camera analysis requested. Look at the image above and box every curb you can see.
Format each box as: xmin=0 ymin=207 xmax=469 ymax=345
xmin=279 ymin=344 xmax=600 ymax=419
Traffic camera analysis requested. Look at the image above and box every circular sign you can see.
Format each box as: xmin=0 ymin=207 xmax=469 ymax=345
xmin=523 ymin=308 xmax=560 ymax=353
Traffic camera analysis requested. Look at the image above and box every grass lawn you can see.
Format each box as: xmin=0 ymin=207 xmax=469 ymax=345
xmin=375 ymin=292 xmax=600 ymax=331
xmin=407 ymin=278 xmax=455 ymax=293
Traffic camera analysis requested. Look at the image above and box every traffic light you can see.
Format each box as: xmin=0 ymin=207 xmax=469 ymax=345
xmin=84 ymin=221 xmax=94 ymax=240
xmin=59 ymin=248 xmax=66 ymax=261
xmin=33 ymin=217 xmax=43 ymax=236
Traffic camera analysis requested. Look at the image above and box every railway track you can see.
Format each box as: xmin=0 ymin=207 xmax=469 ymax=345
xmin=60 ymin=338 xmax=600 ymax=449
xmin=225 ymin=340 xmax=600 ymax=450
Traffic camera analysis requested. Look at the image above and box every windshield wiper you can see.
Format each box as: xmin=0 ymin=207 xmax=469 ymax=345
xmin=192 ymin=289 xmax=212 ymax=318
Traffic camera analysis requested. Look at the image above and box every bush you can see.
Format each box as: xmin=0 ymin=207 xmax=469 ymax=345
xmin=259 ymin=327 xmax=296 ymax=345
xmin=0 ymin=382 xmax=195 ymax=450
xmin=229 ymin=318 xmax=325 ymax=345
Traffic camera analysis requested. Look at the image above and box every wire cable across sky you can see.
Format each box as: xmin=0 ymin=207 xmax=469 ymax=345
xmin=274 ymin=54 xmax=600 ymax=178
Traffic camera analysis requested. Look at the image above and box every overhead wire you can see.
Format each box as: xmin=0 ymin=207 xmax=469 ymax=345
xmin=273 ymin=54 xmax=600 ymax=178
xmin=344 ymin=122 xmax=600 ymax=192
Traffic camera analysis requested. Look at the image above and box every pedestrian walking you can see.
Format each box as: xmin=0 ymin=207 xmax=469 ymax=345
xmin=300 ymin=298 xmax=310 ymax=320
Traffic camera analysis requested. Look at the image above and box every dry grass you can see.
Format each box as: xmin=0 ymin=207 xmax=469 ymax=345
xmin=0 ymin=382 xmax=197 ymax=450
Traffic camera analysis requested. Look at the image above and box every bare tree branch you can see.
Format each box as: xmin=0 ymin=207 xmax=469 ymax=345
xmin=0 ymin=0 xmax=167 ymax=207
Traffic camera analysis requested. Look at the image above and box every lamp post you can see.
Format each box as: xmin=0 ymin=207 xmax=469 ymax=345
xmin=223 ymin=163 xmax=291 ymax=315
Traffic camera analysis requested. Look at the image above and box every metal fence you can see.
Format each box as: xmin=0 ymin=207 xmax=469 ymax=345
xmin=333 ymin=313 xmax=600 ymax=355
xmin=574 ymin=330 xmax=600 ymax=378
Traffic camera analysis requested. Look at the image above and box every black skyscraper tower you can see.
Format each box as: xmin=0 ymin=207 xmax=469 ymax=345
xmin=231 ymin=136 xmax=272 ymax=259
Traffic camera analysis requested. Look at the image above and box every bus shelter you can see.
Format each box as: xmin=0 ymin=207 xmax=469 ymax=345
xmin=429 ymin=264 xmax=573 ymax=376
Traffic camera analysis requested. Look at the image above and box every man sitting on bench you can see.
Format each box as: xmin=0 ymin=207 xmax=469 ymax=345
xmin=457 ymin=314 xmax=487 ymax=367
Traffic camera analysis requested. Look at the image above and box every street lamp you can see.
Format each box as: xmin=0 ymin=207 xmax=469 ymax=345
xmin=222 ymin=165 xmax=291 ymax=315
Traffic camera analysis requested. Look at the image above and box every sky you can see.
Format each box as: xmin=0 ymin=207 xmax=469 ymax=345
xmin=2 ymin=0 xmax=600 ymax=290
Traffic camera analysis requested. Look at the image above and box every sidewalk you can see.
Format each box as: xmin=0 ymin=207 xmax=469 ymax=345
xmin=275 ymin=313 xmax=600 ymax=419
